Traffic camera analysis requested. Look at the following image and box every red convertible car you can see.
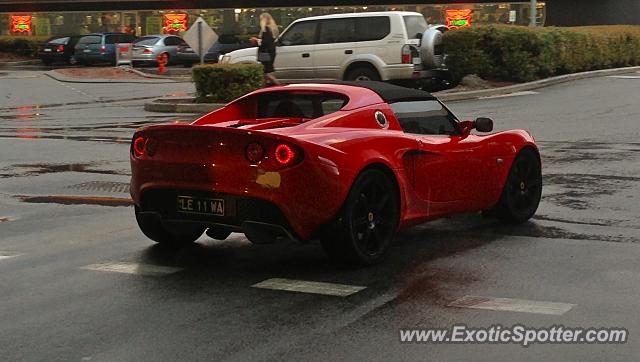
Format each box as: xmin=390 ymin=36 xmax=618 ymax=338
xmin=130 ymin=82 xmax=541 ymax=264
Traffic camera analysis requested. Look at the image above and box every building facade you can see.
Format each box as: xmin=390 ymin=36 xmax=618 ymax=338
xmin=0 ymin=1 xmax=545 ymax=37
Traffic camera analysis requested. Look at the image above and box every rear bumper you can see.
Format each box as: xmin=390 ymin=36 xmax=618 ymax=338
xmin=137 ymin=189 xmax=298 ymax=242
xmin=75 ymin=53 xmax=113 ymax=62
xmin=382 ymin=64 xmax=451 ymax=81
xmin=130 ymin=154 xmax=352 ymax=241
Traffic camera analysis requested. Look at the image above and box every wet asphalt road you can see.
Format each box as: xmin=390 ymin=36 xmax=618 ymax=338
xmin=1 ymin=70 xmax=640 ymax=361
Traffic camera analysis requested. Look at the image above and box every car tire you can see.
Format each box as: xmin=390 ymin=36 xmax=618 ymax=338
xmin=321 ymin=169 xmax=399 ymax=265
xmin=134 ymin=206 xmax=204 ymax=247
xmin=42 ymin=59 xmax=53 ymax=66
xmin=345 ymin=66 xmax=381 ymax=82
xmin=492 ymin=148 xmax=542 ymax=223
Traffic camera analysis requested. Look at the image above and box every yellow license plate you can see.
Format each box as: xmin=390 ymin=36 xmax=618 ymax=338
xmin=176 ymin=195 xmax=224 ymax=216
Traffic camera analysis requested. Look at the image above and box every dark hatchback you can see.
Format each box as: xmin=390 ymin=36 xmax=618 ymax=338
xmin=74 ymin=32 xmax=136 ymax=65
xmin=39 ymin=35 xmax=82 ymax=65
xmin=176 ymin=34 xmax=252 ymax=67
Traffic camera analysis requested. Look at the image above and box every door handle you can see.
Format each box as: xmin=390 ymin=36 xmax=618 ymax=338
xmin=302 ymin=53 xmax=310 ymax=58
xmin=345 ymin=49 xmax=353 ymax=54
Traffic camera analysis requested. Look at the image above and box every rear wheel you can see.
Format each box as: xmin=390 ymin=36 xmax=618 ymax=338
xmin=135 ymin=206 xmax=204 ymax=247
xmin=42 ymin=58 xmax=53 ymax=66
xmin=345 ymin=66 xmax=381 ymax=82
xmin=321 ymin=169 xmax=399 ymax=265
xmin=493 ymin=148 xmax=542 ymax=223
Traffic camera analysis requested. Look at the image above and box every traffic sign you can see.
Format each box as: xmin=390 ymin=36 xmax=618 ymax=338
xmin=183 ymin=17 xmax=218 ymax=65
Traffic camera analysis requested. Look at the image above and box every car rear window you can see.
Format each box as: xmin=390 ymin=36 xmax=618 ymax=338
xmin=355 ymin=17 xmax=391 ymax=41
xmin=257 ymin=92 xmax=348 ymax=119
xmin=77 ymin=35 xmax=101 ymax=45
xmin=318 ymin=18 xmax=356 ymax=44
xmin=134 ymin=36 xmax=160 ymax=46
xmin=391 ymin=100 xmax=459 ymax=135
xmin=403 ymin=15 xmax=428 ymax=39
xmin=48 ymin=37 xmax=69 ymax=45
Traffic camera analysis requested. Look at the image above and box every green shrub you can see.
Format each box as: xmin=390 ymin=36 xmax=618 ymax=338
xmin=443 ymin=25 xmax=640 ymax=82
xmin=0 ymin=36 xmax=45 ymax=57
xmin=192 ymin=63 xmax=264 ymax=103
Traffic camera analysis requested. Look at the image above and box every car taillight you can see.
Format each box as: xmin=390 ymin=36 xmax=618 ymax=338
xmin=246 ymin=142 xmax=264 ymax=163
xmin=401 ymin=44 xmax=411 ymax=64
xmin=143 ymin=48 xmax=152 ymax=54
xmin=100 ymin=45 xmax=106 ymax=54
xmin=275 ymin=144 xmax=296 ymax=166
xmin=133 ymin=136 xmax=146 ymax=157
xmin=56 ymin=45 xmax=64 ymax=53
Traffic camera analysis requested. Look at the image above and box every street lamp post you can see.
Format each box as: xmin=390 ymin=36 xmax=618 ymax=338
xmin=529 ymin=0 xmax=537 ymax=26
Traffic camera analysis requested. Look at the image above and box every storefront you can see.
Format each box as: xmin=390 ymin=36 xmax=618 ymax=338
xmin=0 ymin=2 xmax=546 ymax=38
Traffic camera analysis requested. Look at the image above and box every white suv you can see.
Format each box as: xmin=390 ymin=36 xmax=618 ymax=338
xmin=219 ymin=11 xmax=447 ymax=86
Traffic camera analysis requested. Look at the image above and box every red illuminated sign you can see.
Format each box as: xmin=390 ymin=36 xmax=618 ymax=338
xmin=164 ymin=13 xmax=188 ymax=33
xmin=445 ymin=9 xmax=472 ymax=29
xmin=11 ymin=15 xmax=32 ymax=33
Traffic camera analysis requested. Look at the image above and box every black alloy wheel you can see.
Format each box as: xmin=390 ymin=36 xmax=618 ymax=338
xmin=322 ymin=169 xmax=399 ymax=265
xmin=494 ymin=148 xmax=542 ymax=223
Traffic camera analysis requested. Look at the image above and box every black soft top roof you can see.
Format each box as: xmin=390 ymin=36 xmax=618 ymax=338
xmin=316 ymin=80 xmax=437 ymax=103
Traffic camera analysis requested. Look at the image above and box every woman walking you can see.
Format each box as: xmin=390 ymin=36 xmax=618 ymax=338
xmin=252 ymin=13 xmax=279 ymax=85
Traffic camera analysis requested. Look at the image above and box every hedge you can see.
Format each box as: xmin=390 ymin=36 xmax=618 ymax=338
xmin=0 ymin=36 xmax=45 ymax=57
xmin=192 ymin=63 xmax=264 ymax=103
xmin=443 ymin=25 xmax=640 ymax=82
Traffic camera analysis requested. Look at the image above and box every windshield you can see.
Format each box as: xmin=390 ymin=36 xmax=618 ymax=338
xmin=134 ymin=36 xmax=160 ymax=46
xmin=77 ymin=35 xmax=101 ymax=45
xmin=47 ymin=37 xmax=69 ymax=45
xmin=404 ymin=15 xmax=429 ymax=39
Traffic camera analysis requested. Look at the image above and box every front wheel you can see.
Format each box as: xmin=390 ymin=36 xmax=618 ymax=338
xmin=321 ymin=169 xmax=399 ymax=265
xmin=135 ymin=206 xmax=204 ymax=247
xmin=492 ymin=148 xmax=542 ymax=223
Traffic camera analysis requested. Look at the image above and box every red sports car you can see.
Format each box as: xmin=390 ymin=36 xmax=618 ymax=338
xmin=130 ymin=82 xmax=541 ymax=264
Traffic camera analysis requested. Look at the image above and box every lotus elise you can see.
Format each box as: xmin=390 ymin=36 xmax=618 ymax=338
xmin=130 ymin=82 xmax=542 ymax=264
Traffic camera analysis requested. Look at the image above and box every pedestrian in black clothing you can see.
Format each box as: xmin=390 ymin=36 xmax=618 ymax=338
xmin=252 ymin=12 xmax=279 ymax=85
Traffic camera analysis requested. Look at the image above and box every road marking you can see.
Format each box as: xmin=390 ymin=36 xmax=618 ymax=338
xmin=480 ymin=91 xmax=539 ymax=99
xmin=252 ymin=278 xmax=366 ymax=297
xmin=608 ymin=75 xmax=640 ymax=79
xmin=81 ymin=262 xmax=182 ymax=276
xmin=448 ymin=295 xmax=576 ymax=315
xmin=0 ymin=252 xmax=20 ymax=260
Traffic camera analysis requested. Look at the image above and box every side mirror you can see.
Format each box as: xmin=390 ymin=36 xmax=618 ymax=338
xmin=475 ymin=117 xmax=494 ymax=133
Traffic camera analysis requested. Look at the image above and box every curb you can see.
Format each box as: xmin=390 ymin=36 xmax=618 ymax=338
xmin=0 ymin=59 xmax=40 ymax=67
xmin=44 ymin=70 xmax=182 ymax=84
xmin=127 ymin=67 xmax=192 ymax=82
xmin=144 ymin=101 xmax=225 ymax=113
xmin=434 ymin=66 xmax=640 ymax=102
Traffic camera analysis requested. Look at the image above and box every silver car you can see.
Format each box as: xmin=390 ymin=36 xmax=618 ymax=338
xmin=131 ymin=34 xmax=183 ymax=66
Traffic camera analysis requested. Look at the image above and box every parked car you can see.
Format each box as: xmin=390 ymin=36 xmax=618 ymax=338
xmin=131 ymin=34 xmax=183 ymax=66
xmin=219 ymin=11 xmax=449 ymax=87
xmin=176 ymin=34 xmax=252 ymax=67
xmin=130 ymin=82 xmax=542 ymax=265
xmin=74 ymin=32 xmax=136 ymax=65
xmin=39 ymin=35 xmax=82 ymax=65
